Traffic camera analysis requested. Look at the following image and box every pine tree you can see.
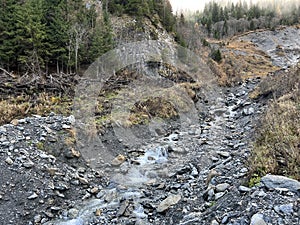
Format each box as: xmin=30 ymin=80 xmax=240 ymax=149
xmin=0 ymin=0 xmax=20 ymax=70
xmin=89 ymin=12 xmax=114 ymax=61
xmin=16 ymin=0 xmax=47 ymax=74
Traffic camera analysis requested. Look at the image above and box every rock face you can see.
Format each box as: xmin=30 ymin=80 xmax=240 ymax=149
xmin=261 ymin=175 xmax=300 ymax=195
xmin=242 ymin=27 xmax=300 ymax=69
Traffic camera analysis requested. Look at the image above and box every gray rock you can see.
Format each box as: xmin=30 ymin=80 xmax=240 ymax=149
xmin=68 ymin=208 xmax=79 ymax=219
xmin=5 ymin=157 xmax=13 ymax=165
xmin=221 ymin=215 xmax=229 ymax=224
xmin=34 ymin=214 xmax=42 ymax=223
xmin=238 ymin=186 xmax=251 ymax=192
xmin=274 ymin=203 xmax=294 ymax=215
xmin=157 ymin=194 xmax=181 ymax=212
xmin=28 ymin=192 xmax=38 ymax=200
xmin=62 ymin=124 xmax=71 ymax=129
xmin=215 ymin=192 xmax=225 ymax=200
xmin=261 ymin=175 xmax=300 ymax=195
xmin=23 ymin=160 xmax=34 ymax=168
xmin=211 ymin=220 xmax=219 ymax=225
xmin=216 ymin=183 xmax=230 ymax=192
xmin=168 ymin=133 xmax=179 ymax=141
xmin=243 ymin=107 xmax=255 ymax=115
xmin=217 ymin=151 xmax=230 ymax=158
xmin=250 ymin=213 xmax=267 ymax=225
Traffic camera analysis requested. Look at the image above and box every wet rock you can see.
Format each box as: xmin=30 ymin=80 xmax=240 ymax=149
xmin=157 ymin=194 xmax=181 ymax=213
xmin=261 ymin=175 xmax=300 ymax=194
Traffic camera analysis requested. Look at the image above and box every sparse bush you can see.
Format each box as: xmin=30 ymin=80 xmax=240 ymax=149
xmin=249 ymin=68 xmax=300 ymax=181
xmin=211 ymin=48 xmax=222 ymax=62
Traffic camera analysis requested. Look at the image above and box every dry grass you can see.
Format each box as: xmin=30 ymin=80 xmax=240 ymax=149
xmin=0 ymin=93 xmax=71 ymax=125
xmin=222 ymin=40 xmax=279 ymax=82
xmin=206 ymin=38 xmax=279 ymax=86
xmin=249 ymin=68 xmax=300 ymax=181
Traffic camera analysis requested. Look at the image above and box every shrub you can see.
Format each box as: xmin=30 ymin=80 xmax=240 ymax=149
xmin=210 ymin=48 xmax=222 ymax=62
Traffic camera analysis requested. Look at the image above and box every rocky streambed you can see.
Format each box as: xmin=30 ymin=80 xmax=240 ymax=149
xmin=1 ymin=76 xmax=299 ymax=225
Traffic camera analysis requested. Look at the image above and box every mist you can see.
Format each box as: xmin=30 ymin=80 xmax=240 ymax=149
xmin=170 ymin=0 xmax=300 ymax=14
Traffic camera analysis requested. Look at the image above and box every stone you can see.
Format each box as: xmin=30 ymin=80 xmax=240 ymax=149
xmin=95 ymin=208 xmax=102 ymax=216
xmin=90 ymin=187 xmax=99 ymax=194
xmin=117 ymin=200 xmax=129 ymax=216
xmin=212 ymin=156 xmax=219 ymax=162
xmin=215 ymin=192 xmax=225 ymax=200
xmin=23 ymin=160 xmax=34 ymax=168
xmin=243 ymin=107 xmax=255 ymax=116
xmin=274 ymin=203 xmax=294 ymax=215
xmin=169 ymin=133 xmax=179 ymax=141
xmin=216 ymin=183 xmax=230 ymax=192
xmin=238 ymin=186 xmax=251 ymax=192
xmin=211 ymin=220 xmax=219 ymax=225
xmin=111 ymin=154 xmax=126 ymax=166
xmin=261 ymin=175 xmax=300 ymax=195
xmin=78 ymin=177 xmax=89 ymax=185
xmin=5 ymin=157 xmax=13 ymax=165
xmin=34 ymin=214 xmax=42 ymax=223
xmin=10 ymin=119 xmax=19 ymax=126
xmin=250 ymin=213 xmax=267 ymax=225
xmin=67 ymin=115 xmax=76 ymax=125
xmin=221 ymin=215 xmax=229 ymax=224
xmin=217 ymin=151 xmax=230 ymax=158
xmin=62 ymin=124 xmax=71 ymax=129
xmin=71 ymin=148 xmax=81 ymax=158
xmin=68 ymin=208 xmax=79 ymax=219
xmin=28 ymin=192 xmax=38 ymax=200
xmin=157 ymin=194 xmax=181 ymax=213
xmin=54 ymin=182 xmax=69 ymax=191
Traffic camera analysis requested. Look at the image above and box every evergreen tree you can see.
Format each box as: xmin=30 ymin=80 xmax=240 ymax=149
xmin=89 ymin=12 xmax=114 ymax=61
xmin=16 ymin=0 xmax=47 ymax=73
xmin=0 ymin=0 xmax=20 ymax=70
xmin=212 ymin=2 xmax=220 ymax=23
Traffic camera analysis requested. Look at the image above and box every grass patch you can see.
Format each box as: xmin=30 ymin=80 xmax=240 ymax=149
xmin=249 ymin=68 xmax=300 ymax=181
xmin=0 ymin=93 xmax=71 ymax=125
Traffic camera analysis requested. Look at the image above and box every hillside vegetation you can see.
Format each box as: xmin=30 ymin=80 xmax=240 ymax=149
xmin=249 ymin=67 xmax=300 ymax=181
